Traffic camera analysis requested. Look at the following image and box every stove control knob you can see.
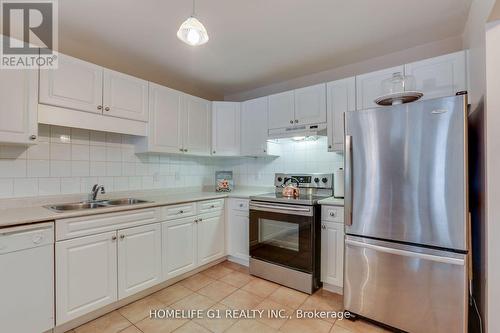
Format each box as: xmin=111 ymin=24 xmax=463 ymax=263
xmin=314 ymin=177 xmax=320 ymax=183
xmin=322 ymin=177 xmax=328 ymax=183
xmin=277 ymin=177 xmax=283 ymax=182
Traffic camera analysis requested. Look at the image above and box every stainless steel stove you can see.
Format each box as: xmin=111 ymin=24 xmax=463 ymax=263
xmin=249 ymin=173 xmax=333 ymax=294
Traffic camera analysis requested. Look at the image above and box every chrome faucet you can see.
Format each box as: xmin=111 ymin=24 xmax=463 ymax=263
xmin=89 ymin=184 xmax=105 ymax=201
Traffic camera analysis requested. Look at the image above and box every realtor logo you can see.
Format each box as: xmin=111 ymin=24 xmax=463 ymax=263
xmin=1 ymin=0 xmax=58 ymax=69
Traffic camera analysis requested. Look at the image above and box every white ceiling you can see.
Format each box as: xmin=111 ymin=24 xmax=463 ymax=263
xmin=58 ymin=0 xmax=472 ymax=99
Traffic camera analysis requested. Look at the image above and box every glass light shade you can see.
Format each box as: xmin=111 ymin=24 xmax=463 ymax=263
xmin=381 ymin=72 xmax=416 ymax=95
xmin=177 ymin=17 xmax=209 ymax=46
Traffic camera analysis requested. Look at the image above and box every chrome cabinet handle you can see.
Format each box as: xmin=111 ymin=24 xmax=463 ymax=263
xmin=112 ymin=235 xmax=117 ymax=241
xmin=179 ymin=210 xmax=184 ymax=214
xmin=321 ymin=224 xmax=326 ymax=230
xmin=329 ymin=211 xmax=336 ymax=217
xmin=97 ymin=105 xmax=102 ymax=110
xmin=29 ymin=135 xmax=37 ymax=140
xmin=194 ymin=219 xmax=199 ymax=223
xmin=294 ymin=119 xmax=298 ymax=123
xmin=289 ymin=120 xmax=293 ymax=124
xmin=179 ymin=148 xmax=183 ymax=152
xmin=104 ymin=106 xmax=110 ymax=111
xmin=120 ymin=235 xmax=125 ymax=240
xmin=345 ymin=135 xmax=353 ymax=226
xmin=239 ymin=203 xmax=244 ymax=207
xmin=184 ymin=149 xmax=188 ymax=152
xmin=213 ymin=150 xmax=216 ymax=154
xmin=210 ymin=205 xmax=215 ymax=208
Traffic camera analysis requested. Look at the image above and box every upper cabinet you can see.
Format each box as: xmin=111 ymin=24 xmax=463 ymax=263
xmin=182 ymin=94 xmax=212 ymax=155
xmin=327 ymin=77 xmax=356 ymax=152
xmin=356 ymin=65 xmax=405 ymax=111
xmin=405 ymin=51 xmax=467 ymax=101
xmin=103 ymin=69 xmax=149 ymax=121
xmin=212 ymin=102 xmax=241 ymax=156
xmin=0 ymin=68 xmax=38 ymax=145
xmin=39 ymin=54 xmax=103 ymax=114
xmin=268 ymin=91 xmax=295 ymax=129
xmin=241 ymin=96 xmax=271 ymax=156
xmin=294 ymin=83 xmax=327 ymax=126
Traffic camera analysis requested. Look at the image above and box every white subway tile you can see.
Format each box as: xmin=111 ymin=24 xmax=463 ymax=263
xmin=61 ymin=177 xmax=81 ymax=194
xmin=72 ymin=161 xmax=90 ymax=176
xmin=13 ymin=178 xmax=38 ymax=197
xmin=50 ymin=126 xmax=71 ymax=144
xmin=50 ymin=143 xmax=71 ymax=160
xmin=38 ymin=178 xmax=61 ymax=195
xmin=0 ymin=145 xmax=27 ymax=159
xmin=71 ymin=144 xmax=90 ymax=161
xmin=90 ymin=161 xmax=106 ymax=176
xmin=27 ymin=142 xmax=50 ymax=160
xmin=0 ymin=178 xmax=13 ymax=198
xmin=50 ymin=160 xmax=72 ymax=177
xmin=105 ymin=133 xmax=122 ymax=146
xmin=106 ymin=162 xmax=122 ymax=176
xmin=27 ymin=160 xmax=50 ymax=177
xmin=37 ymin=124 xmax=50 ymax=142
xmin=90 ymin=131 xmax=106 ymax=146
xmin=106 ymin=147 xmax=122 ymax=162
xmin=71 ymin=128 xmax=90 ymax=145
xmin=90 ymin=146 xmax=106 ymax=161
xmin=0 ymin=159 xmax=27 ymax=178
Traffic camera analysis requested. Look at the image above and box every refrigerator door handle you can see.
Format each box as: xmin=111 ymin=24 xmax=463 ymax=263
xmin=345 ymin=239 xmax=465 ymax=266
xmin=345 ymin=135 xmax=353 ymax=226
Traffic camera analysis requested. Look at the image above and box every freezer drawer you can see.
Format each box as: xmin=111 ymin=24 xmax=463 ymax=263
xmin=344 ymin=236 xmax=467 ymax=333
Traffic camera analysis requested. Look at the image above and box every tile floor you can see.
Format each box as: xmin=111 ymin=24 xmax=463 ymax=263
xmin=65 ymin=261 xmax=391 ymax=333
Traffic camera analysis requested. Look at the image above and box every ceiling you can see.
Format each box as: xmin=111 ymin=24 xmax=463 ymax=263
xmin=58 ymin=0 xmax=473 ymax=99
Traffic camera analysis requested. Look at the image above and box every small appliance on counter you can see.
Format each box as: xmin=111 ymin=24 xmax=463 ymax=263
xmin=215 ymin=171 xmax=233 ymax=192
xmin=249 ymin=173 xmax=333 ymax=294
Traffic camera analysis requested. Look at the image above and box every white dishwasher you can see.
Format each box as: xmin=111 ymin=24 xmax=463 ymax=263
xmin=0 ymin=222 xmax=55 ymax=333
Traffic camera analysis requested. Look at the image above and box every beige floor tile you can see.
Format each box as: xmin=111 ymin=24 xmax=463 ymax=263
xmin=220 ymin=260 xmax=247 ymax=271
xmin=153 ymin=284 xmax=193 ymax=305
xmin=173 ymin=321 xmax=211 ymax=333
xmin=136 ymin=315 xmax=188 ymax=333
xmin=279 ymin=318 xmax=333 ymax=333
xmin=74 ymin=311 xmax=132 ymax=333
xmin=330 ymin=323 xmax=353 ymax=333
xmin=255 ymin=299 xmax=294 ymax=330
xmin=179 ymin=273 xmax=215 ymax=291
xmin=202 ymin=263 xmax=234 ymax=279
xmin=334 ymin=318 xmax=391 ymax=333
xmin=197 ymin=280 xmax=238 ymax=302
xmin=193 ymin=303 xmax=239 ymax=333
xmin=299 ymin=289 xmax=343 ymax=323
xmin=268 ymin=286 xmax=308 ymax=309
xmin=219 ymin=271 xmax=254 ymax=288
xmin=170 ymin=293 xmax=216 ymax=311
xmin=235 ymin=265 xmax=250 ymax=274
xmin=118 ymin=294 xmax=166 ymax=323
xmin=226 ymin=319 xmax=278 ymax=333
xmin=221 ymin=289 xmax=263 ymax=310
xmin=241 ymin=278 xmax=280 ymax=298
xmin=120 ymin=326 xmax=142 ymax=333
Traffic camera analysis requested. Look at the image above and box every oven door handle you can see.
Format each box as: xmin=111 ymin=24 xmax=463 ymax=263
xmin=250 ymin=202 xmax=312 ymax=213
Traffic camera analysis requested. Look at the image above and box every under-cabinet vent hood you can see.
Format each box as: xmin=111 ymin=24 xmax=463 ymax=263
xmin=268 ymin=123 xmax=327 ymax=139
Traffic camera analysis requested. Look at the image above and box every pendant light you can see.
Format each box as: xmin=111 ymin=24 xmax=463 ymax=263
xmin=177 ymin=0 xmax=209 ymax=46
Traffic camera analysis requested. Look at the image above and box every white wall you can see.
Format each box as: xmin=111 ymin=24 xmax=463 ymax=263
xmin=224 ymin=36 xmax=463 ymax=101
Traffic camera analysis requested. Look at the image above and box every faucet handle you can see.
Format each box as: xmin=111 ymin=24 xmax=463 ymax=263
xmin=100 ymin=186 xmax=106 ymax=194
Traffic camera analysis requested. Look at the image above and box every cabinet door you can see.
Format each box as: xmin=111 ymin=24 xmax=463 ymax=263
xmin=56 ymin=231 xmax=117 ymax=325
xmin=268 ymin=90 xmax=295 ymax=129
xmin=227 ymin=209 xmax=249 ymax=264
xmin=103 ymin=69 xmax=149 ymax=121
xmin=241 ymin=97 xmax=269 ymax=156
xmin=321 ymin=222 xmax=344 ymax=288
xmin=356 ymin=65 xmax=404 ymax=110
xmin=39 ymin=53 xmax=103 ymax=114
xmin=148 ymin=83 xmax=183 ymax=153
xmin=0 ymin=68 xmax=38 ymax=144
xmin=162 ymin=217 xmax=197 ymax=280
xmin=327 ymin=77 xmax=356 ymax=152
xmin=182 ymin=95 xmax=211 ymax=155
xmin=294 ymin=83 xmax=327 ymax=126
xmin=405 ymin=51 xmax=467 ymax=101
xmin=118 ymin=223 xmax=162 ymax=299
xmin=212 ymin=102 xmax=241 ymax=156
xmin=198 ymin=213 xmax=225 ymax=266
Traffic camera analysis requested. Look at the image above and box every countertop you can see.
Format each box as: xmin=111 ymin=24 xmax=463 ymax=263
xmin=0 ymin=188 xmax=270 ymax=229
xmin=317 ymin=196 xmax=345 ymax=206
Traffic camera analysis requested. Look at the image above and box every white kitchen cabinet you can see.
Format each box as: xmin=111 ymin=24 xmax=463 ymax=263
xmin=294 ymin=83 xmax=327 ymax=126
xmin=198 ymin=212 xmax=226 ymax=266
xmin=0 ymin=68 xmax=38 ymax=144
xmin=405 ymin=51 xmax=467 ymax=101
xmin=268 ymin=90 xmax=295 ymax=129
xmin=327 ymin=77 xmax=356 ymax=152
xmin=39 ymin=53 xmax=103 ymax=114
xmin=227 ymin=206 xmax=249 ymax=266
xmin=356 ymin=65 xmax=405 ymax=110
xmin=212 ymin=101 xmax=241 ymax=156
xmin=241 ymin=96 xmax=271 ymax=156
xmin=321 ymin=220 xmax=344 ymax=290
xmin=162 ymin=216 xmax=197 ymax=280
xmin=103 ymin=69 xmax=149 ymax=121
xmin=143 ymin=83 xmax=183 ymax=154
xmin=182 ymin=94 xmax=212 ymax=155
xmin=118 ymin=223 xmax=162 ymax=299
xmin=56 ymin=231 xmax=118 ymax=324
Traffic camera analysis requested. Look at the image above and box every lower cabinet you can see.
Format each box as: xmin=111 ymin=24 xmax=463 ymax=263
xmin=56 ymin=231 xmax=118 ymax=324
xmin=227 ymin=207 xmax=249 ymax=265
xmin=56 ymin=224 xmax=162 ymax=324
xmin=198 ymin=213 xmax=225 ymax=265
xmin=321 ymin=221 xmax=345 ymax=289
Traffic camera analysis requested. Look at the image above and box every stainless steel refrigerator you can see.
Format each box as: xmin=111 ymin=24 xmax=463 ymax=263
xmin=343 ymin=95 xmax=469 ymax=333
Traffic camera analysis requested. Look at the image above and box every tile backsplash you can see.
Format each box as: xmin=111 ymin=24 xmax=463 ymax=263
xmin=0 ymin=125 xmax=343 ymax=198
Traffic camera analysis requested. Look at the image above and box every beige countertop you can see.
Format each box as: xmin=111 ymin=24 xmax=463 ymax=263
xmin=0 ymin=187 xmax=271 ymax=229
xmin=317 ymin=196 xmax=345 ymax=206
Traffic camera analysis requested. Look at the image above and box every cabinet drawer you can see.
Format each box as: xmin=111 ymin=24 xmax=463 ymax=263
xmin=162 ymin=202 xmax=197 ymax=220
xmin=56 ymin=208 xmax=160 ymax=241
xmin=230 ymin=198 xmax=249 ymax=211
xmin=198 ymin=199 xmax=224 ymax=214
xmin=321 ymin=206 xmax=344 ymax=223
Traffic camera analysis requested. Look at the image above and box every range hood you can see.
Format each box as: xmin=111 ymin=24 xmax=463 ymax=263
xmin=268 ymin=123 xmax=327 ymax=139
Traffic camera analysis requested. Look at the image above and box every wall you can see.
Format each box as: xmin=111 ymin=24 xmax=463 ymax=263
xmin=224 ymin=36 xmax=463 ymax=101
xmin=0 ymin=126 xmax=340 ymax=198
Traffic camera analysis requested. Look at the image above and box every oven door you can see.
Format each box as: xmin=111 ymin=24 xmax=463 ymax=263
xmin=249 ymin=201 xmax=315 ymax=273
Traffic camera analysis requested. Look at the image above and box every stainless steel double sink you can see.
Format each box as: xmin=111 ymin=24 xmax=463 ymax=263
xmin=45 ymin=198 xmax=152 ymax=212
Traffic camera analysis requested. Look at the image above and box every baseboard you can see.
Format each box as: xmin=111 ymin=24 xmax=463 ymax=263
xmin=227 ymin=255 xmax=249 ymax=267
xmin=322 ymin=282 xmax=343 ymax=295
